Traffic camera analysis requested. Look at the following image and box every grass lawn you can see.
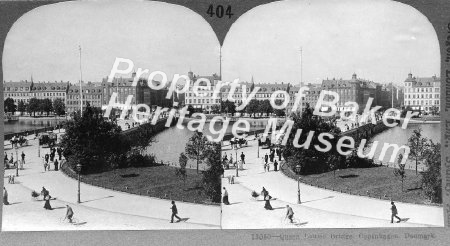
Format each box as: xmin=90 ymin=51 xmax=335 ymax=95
xmin=81 ymin=165 xmax=218 ymax=205
xmin=282 ymin=165 xmax=439 ymax=205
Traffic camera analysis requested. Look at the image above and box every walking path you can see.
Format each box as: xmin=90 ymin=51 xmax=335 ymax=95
xmin=221 ymin=138 xmax=444 ymax=229
xmin=3 ymin=130 xmax=220 ymax=230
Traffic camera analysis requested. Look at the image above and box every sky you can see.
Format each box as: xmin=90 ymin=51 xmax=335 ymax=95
xmin=2 ymin=0 xmax=220 ymax=83
xmin=221 ymin=0 xmax=440 ymax=85
xmin=2 ymin=0 xmax=440 ymax=86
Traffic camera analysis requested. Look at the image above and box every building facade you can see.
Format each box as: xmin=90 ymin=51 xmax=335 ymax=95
xmin=403 ymin=73 xmax=440 ymax=112
xmin=66 ymin=82 xmax=103 ymax=114
xmin=184 ymin=71 xmax=221 ymax=112
xmin=30 ymin=81 xmax=69 ymax=104
xmin=3 ymin=81 xmax=33 ymax=104
xmin=320 ymin=73 xmax=381 ymax=114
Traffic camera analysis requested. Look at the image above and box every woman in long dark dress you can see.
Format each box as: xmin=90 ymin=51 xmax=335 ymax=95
xmin=261 ymin=187 xmax=273 ymax=210
xmin=264 ymin=196 xmax=273 ymax=210
xmin=222 ymin=187 xmax=230 ymax=205
xmin=3 ymin=187 xmax=9 ymax=205
xmin=44 ymin=194 xmax=52 ymax=210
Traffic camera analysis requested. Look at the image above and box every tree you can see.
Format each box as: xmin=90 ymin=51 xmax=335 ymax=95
xmin=273 ymin=99 xmax=286 ymax=117
xmin=282 ymin=104 xmax=341 ymax=175
xmin=4 ymin=98 xmax=17 ymax=113
xmin=258 ymin=99 xmax=273 ymax=116
xmin=201 ymin=142 xmax=222 ymax=203
xmin=393 ymin=154 xmax=406 ymax=192
xmin=60 ymin=104 xmax=130 ymax=174
xmin=53 ymin=98 xmax=66 ymax=116
xmin=245 ymin=99 xmax=259 ymax=117
xmin=187 ymin=105 xmax=194 ymax=117
xmin=421 ymin=141 xmax=442 ymax=203
xmin=407 ymin=127 xmax=428 ymax=175
xmin=177 ymin=152 xmax=188 ymax=184
xmin=17 ymin=100 xmax=26 ymax=116
xmin=211 ymin=104 xmax=221 ymax=114
xmin=221 ymin=100 xmax=236 ymax=116
xmin=40 ymin=98 xmax=53 ymax=116
xmin=27 ymin=98 xmax=40 ymax=117
xmin=401 ymin=106 xmax=414 ymax=118
xmin=185 ymin=131 xmax=209 ymax=174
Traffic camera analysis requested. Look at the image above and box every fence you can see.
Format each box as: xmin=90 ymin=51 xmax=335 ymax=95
xmin=4 ymin=125 xmax=64 ymax=141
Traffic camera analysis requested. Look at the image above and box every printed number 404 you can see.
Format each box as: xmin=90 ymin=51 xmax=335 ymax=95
xmin=207 ymin=5 xmax=233 ymax=18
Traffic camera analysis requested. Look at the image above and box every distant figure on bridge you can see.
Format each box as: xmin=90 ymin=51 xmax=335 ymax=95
xmin=240 ymin=152 xmax=245 ymax=164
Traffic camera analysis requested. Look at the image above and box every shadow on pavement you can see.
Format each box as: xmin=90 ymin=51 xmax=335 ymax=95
xmin=301 ymin=196 xmax=334 ymax=204
xmin=81 ymin=195 xmax=114 ymax=203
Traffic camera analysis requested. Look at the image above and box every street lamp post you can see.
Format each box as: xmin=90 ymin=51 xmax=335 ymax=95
xmin=15 ymin=145 xmax=19 ymax=177
xmin=295 ymin=164 xmax=301 ymax=204
xmin=76 ymin=163 xmax=82 ymax=203
xmin=235 ymin=147 xmax=238 ymax=177
xmin=257 ymin=137 xmax=260 ymax=158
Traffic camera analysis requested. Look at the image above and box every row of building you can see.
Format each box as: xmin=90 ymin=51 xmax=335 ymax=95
xmin=2 ymin=72 xmax=441 ymax=115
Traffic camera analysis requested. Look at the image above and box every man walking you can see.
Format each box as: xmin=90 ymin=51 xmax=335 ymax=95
xmin=390 ymin=201 xmax=402 ymax=223
xmin=170 ymin=201 xmax=181 ymax=223
xmin=65 ymin=205 xmax=74 ymax=223
xmin=285 ymin=205 xmax=294 ymax=223
xmin=240 ymin=152 xmax=246 ymax=165
xmin=264 ymin=153 xmax=268 ymax=165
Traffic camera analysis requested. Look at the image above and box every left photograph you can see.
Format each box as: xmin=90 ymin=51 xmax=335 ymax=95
xmin=2 ymin=0 xmax=222 ymax=230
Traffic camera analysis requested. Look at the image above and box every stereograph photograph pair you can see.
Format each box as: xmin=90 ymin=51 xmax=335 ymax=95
xmin=0 ymin=0 xmax=449 ymax=245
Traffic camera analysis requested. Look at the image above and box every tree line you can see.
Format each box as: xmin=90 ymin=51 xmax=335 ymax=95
xmin=4 ymin=97 xmax=65 ymax=117
xmin=219 ymin=99 xmax=285 ymax=117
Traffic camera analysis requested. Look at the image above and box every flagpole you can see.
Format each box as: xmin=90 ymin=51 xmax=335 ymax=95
xmin=299 ymin=47 xmax=303 ymax=113
xmin=79 ymin=45 xmax=83 ymax=114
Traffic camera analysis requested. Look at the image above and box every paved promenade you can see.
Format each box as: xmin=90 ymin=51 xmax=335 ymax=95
xmin=3 ymin=130 xmax=220 ymax=230
xmin=221 ymin=138 xmax=444 ymax=229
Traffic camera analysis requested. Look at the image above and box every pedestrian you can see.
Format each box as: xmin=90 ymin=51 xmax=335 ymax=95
xmin=45 ymin=153 xmax=49 ymax=164
xmin=10 ymin=175 xmax=15 ymax=184
xmin=9 ymin=153 xmax=14 ymax=164
xmin=41 ymin=187 xmax=49 ymax=198
xmin=262 ymin=188 xmax=272 ymax=210
xmin=261 ymin=187 xmax=268 ymax=200
xmin=54 ymin=159 xmax=59 ymax=171
xmin=44 ymin=192 xmax=52 ymax=210
xmin=3 ymin=187 xmax=9 ymax=205
xmin=390 ymin=202 xmax=402 ymax=223
xmin=230 ymin=175 xmax=235 ymax=184
xmin=277 ymin=149 xmax=282 ymax=161
xmin=285 ymin=205 xmax=294 ymax=223
xmin=240 ymin=152 xmax=245 ymax=164
xmin=57 ymin=148 xmax=62 ymax=160
xmin=222 ymin=187 xmax=230 ymax=205
xmin=274 ymin=160 xmax=278 ymax=171
xmin=223 ymin=152 xmax=228 ymax=162
xmin=21 ymin=151 xmax=26 ymax=164
xmin=65 ymin=205 xmax=74 ymax=223
xmin=170 ymin=201 xmax=181 ymax=223
xmin=4 ymin=152 xmax=8 ymax=163
xmin=264 ymin=153 xmax=268 ymax=165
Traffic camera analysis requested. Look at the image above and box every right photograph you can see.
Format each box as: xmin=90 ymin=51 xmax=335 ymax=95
xmin=219 ymin=0 xmax=444 ymax=228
